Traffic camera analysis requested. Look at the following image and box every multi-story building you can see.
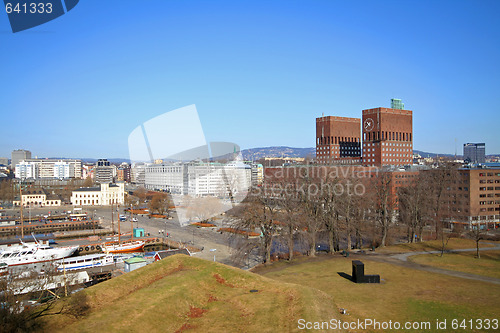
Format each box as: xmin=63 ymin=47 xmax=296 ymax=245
xmin=14 ymin=159 xmax=82 ymax=179
xmin=186 ymin=162 xmax=251 ymax=198
xmin=316 ymin=116 xmax=361 ymax=164
xmin=82 ymin=164 xmax=94 ymax=180
xmin=144 ymin=161 xmax=251 ymax=198
xmin=94 ymin=159 xmax=114 ymax=184
xmin=71 ymin=183 xmax=125 ymax=206
xmin=54 ymin=161 xmax=75 ymax=179
xmin=444 ymin=167 xmax=500 ymax=227
xmin=131 ymin=163 xmax=146 ymax=185
xmin=145 ymin=163 xmax=185 ymax=194
xmin=15 ymin=161 xmax=38 ymax=179
xmin=11 ymin=149 xmax=31 ymax=168
xmin=117 ymin=163 xmax=131 ymax=182
xmin=463 ymin=143 xmax=486 ymax=164
xmin=362 ymin=105 xmax=413 ymax=167
xmin=250 ymin=163 xmax=264 ymax=186
xmin=0 ymin=157 xmax=8 ymax=166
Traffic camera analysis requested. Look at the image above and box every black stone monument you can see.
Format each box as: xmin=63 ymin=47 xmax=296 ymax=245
xmin=352 ymin=260 xmax=380 ymax=283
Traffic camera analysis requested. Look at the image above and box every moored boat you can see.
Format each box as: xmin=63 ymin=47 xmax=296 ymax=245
xmin=101 ymin=240 xmax=145 ymax=253
xmin=0 ymin=241 xmax=78 ymax=267
xmin=56 ymin=253 xmax=115 ymax=271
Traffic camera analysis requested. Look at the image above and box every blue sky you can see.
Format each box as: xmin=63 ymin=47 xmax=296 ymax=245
xmin=1 ymin=0 xmax=499 ymax=159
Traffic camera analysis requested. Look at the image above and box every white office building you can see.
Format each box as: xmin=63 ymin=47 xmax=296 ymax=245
xmin=54 ymin=161 xmax=75 ymax=179
xmin=144 ymin=161 xmax=251 ymax=198
xmin=145 ymin=163 xmax=185 ymax=194
xmin=14 ymin=161 xmax=38 ymax=179
xmin=131 ymin=163 xmax=147 ymax=185
xmin=15 ymin=159 xmax=82 ymax=179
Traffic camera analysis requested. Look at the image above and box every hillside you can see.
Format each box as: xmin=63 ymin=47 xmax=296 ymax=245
xmin=241 ymin=146 xmax=315 ymax=160
xmin=41 ymin=255 xmax=339 ymax=332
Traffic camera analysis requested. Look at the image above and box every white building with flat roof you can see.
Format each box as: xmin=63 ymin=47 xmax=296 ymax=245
xmin=15 ymin=159 xmax=82 ymax=179
xmin=144 ymin=161 xmax=251 ymax=199
xmin=15 ymin=161 xmax=38 ymax=179
xmin=145 ymin=163 xmax=184 ymax=194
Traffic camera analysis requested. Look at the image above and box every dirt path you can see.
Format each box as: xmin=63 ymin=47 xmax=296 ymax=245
xmin=368 ymin=254 xmax=500 ymax=285
xmin=389 ymin=243 xmax=500 ymax=261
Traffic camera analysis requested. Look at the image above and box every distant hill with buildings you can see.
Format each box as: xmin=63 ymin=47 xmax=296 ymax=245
xmin=412 ymin=150 xmax=456 ymax=158
xmin=413 ymin=150 xmax=500 ymax=160
xmin=76 ymin=158 xmax=131 ymax=164
xmin=56 ymin=148 xmax=498 ymax=164
xmin=241 ymin=146 xmax=316 ymax=160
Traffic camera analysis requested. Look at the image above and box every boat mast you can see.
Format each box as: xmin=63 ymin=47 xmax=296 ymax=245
xmin=19 ymin=185 xmax=24 ymax=239
xmin=117 ymin=203 xmax=121 ymax=245
xmin=130 ymin=203 xmax=134 ymax=241
xmin=111 ymin=201 xmax=115 ymax=235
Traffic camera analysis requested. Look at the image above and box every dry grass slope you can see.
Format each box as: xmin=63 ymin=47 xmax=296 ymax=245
xmin=41 ymin=255 xmax=340 ymax=333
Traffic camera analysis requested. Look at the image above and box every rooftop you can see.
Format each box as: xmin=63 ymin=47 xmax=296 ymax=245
xmin=124 ymin=256 xmax=147 ymax=264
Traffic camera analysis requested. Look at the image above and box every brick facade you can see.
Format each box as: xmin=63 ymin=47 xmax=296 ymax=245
xmin=362 ymin=107 xmax=413 ymax=167
xmin=316 ymin=116 xmax=361 ymax=164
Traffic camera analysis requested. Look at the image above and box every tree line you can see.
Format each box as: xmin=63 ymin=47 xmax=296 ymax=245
xmin=232 ymin=163 xmax=466 ymax=264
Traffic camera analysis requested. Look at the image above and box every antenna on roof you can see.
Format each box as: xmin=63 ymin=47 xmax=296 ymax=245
xmin=455 ymin=138 xmax=457 ymax=159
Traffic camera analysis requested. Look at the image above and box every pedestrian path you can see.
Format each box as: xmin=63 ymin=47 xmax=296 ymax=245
xmin=367 ymin=243 xmax=500 ymax=285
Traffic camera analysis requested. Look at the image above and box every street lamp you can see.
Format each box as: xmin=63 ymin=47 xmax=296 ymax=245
xmin=210 ymin=248 xmax=217 ymax=262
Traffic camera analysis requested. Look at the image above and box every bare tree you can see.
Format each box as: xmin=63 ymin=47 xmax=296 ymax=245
xmin=321 ymin=180 xmax=342 ymax=254
xmin=0 ymin=267 xmax=90 ymax=332
xmin=237 ymin=189 xmax=279 ymax=264
xmin=148 ymin=192 xmax=171 ymax=216
xmin=398 ymin=173 xmax=430 ymax=243
xmin=133 ymin=187 xmax=148 ymax=205
xmin=189 ymin=196 xmax=223 ymax=223
xmin=368 ymin=171 xmax=395 ymax=247
xmin=0 ymin=179 xmax=15 ymax=203
xmin=424 ymin=163 xmax=460 ymax=255
xmin=298 ymin=178 xmax=324 ymax=257
xmin=469 ymin=219 xmax=485 ymax=259
xmin=82 ymin=176 xmax=94 ymax=187
xmin=277 ymin=185 xmax=302 ymax=261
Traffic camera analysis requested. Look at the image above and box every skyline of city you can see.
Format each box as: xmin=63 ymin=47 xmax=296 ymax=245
xmin=1 ymin=1 xmax=499 ymax=158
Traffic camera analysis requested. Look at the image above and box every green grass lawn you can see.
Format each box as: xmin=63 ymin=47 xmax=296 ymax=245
xmin=410 ymin=250 xmax=500 ymax=279
xmin=259 ymin=256 xmax=500 ymax=332
xmin=40 ymin=255 xmax=340 ymax=333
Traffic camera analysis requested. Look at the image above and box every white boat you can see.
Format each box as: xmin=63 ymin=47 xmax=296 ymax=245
xmin=101 ymin=240 xmax=145 ymax=253
xmin=56 ymin=253 xmax=114 ymax=272
xmin=0 ymin=241 xmax=78 ymax=267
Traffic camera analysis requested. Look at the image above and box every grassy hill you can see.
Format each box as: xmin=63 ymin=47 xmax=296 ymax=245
xmin=41 ymin=255 xmax=340 ymax=332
